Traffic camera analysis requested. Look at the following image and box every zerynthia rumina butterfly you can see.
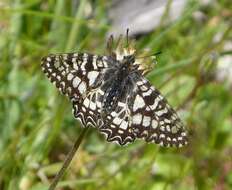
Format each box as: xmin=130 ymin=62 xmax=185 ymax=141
xmin=41 ymin=30 xmax=188 ymax=147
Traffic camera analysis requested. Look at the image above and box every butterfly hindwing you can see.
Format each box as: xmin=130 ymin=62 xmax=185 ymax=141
xmin=99 ymin=99 xmax=136 ymax=146
xmin=72 ymin=87 xmax=104 ymax=127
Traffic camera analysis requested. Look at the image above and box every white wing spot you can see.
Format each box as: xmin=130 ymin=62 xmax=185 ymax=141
xmin=156 ymin=108 xmax=168 ymax=116
xmin=96 ymin=100 xmax=101 ymax=108
xmin=160 ymin=126 xmax=165 ymax=131
xmin=136 ymin=81 xmax=144 ymax=86
xmin=61 ymin=81 xmax=65 ymax=87
xmin=87 ymin=71 xmax=99 ymax=86
xmin=140 ymin=85 xmax=148 ymax=91
xmin=164 ymin=119 xmax=171 ymax=124
xmin=133 ymin=95 xmax=145 ymax=112
xmin=150 ymin=99 xmax=159 ymax=110
xmin=132 ymin=113 xmax=142 ymax=125
xmin=103 ymin=60 xmax=108 ymax=67
xmin=181 ymin=132 xmax=187 ymax=136
xmin=118 ymin=102 xmax=125 ymax=107
xmin=113 ymin=117 xmax=122 ymax=125
xmin=82 ymin=106 xmax=86 ymax=112
xmin=111 ymin=111 xmax=117 ymax=117
xmin=80 ymin=58 xmax=87 ymax=70
xmin=97 ymin=60 xmax=103 ymax=67
xmin=150 ymin=133 xmax=157 ymax=139
xmin=83 ymin=98 xmax=90 ymax=107
xmin=54 ymin=61 xmax=60 ymax=68
xmin=67 ymin=73 xmax=74 ymax=81
xmin=46 ymin=57 xmax=52 ymax=62
xmin=119 ymin=120 xmax=128 ymax=130
xmin=90 ymin=101 xmax=96 ymax=110
xmin=72 ymin=77 xmax=81 ymax=88
xmin=142 ymin=116 xmax=151 ymax=127
xmin=166 ymin=125 xmax=171 ymax=132
xmin=57 ymin=75 xmax=61 ymax=81
xmin=143 ymin=89 xmax=153 ymax=96
xmin=58 ymin=66 xmax=64 ymax=71
xmin=99 ymin=89 xmax=104 ymax=95
xmin=171 ymin=126 xmax=178 ymax=134
xmin=78 ymin=81 xmax=87 ymax=94
xmin=73 ymin=63 xmax=78 ymax=70
xmin=92 ymin=55 xmax=98 ymax=69
xmin=152 ymin=119 xmax=158 ymax=129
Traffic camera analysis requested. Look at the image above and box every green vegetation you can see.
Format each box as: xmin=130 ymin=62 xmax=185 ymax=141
xmin=0 ymin=0 xmax=231 ymax=190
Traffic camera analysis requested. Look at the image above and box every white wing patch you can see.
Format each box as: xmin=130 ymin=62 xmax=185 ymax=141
xmin=87 ymin=71 xmax=99 ymax=86
xmin=132 ymin=113 xmax=142 ymax=125
xmin=133 ymin=95 xmax=145 ymax=112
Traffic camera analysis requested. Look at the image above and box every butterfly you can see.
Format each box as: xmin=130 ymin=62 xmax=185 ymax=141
xmin=41 ymin=31 xmax=188 ymax=147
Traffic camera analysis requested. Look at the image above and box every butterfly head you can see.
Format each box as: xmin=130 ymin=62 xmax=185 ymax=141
xmin=107 ymin=30 xmax=156 ymax=75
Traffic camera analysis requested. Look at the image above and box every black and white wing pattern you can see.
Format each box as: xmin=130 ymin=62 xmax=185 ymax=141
xmin=41 ymin=53 xmax=107 ymax=99
xmin=41 ymin=52 xmax=188 ymax=147
xmin=41 ymin=53 xmax=108 ymax=127
xmin=130 ymin=78 xmax=188 ymax=147
xmin=94 ymin=77 xmax=188 ymax=147
xmin=98 ymin=97 xmax=137 ymax=146
xmin=73 ymin=77 xmax=137 ymax=145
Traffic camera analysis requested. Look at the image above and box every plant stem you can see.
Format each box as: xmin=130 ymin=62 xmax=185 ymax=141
xmin=49 ymin=127 xmax=89 ymax=190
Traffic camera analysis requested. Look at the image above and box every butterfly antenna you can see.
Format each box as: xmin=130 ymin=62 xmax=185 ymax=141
xmin=126 ymin=28 xmax=129 ymax=47
xmin=137 ymin=51 xmax=162 ymax=59
xmin=115 ymin=34 xmax=123 ymax=49
xmin=107 ymin=34 xmax=114 ymax=55
xmin=48 ymin=127 xmax=89 ymax=190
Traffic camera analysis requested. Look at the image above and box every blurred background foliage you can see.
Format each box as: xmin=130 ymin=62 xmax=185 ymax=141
xmin=0 ymin=0 xmax=232 ymax=190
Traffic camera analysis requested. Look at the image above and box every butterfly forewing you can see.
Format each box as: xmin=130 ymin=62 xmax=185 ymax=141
xmin=41 ymin=53 xmax=108 ymax=99
xmin=131 ymin=78 xmax=188 ymax=147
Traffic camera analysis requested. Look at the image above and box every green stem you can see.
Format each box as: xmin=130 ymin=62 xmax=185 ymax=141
xmin=48 ymin=127 xmax=89 ymax=190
